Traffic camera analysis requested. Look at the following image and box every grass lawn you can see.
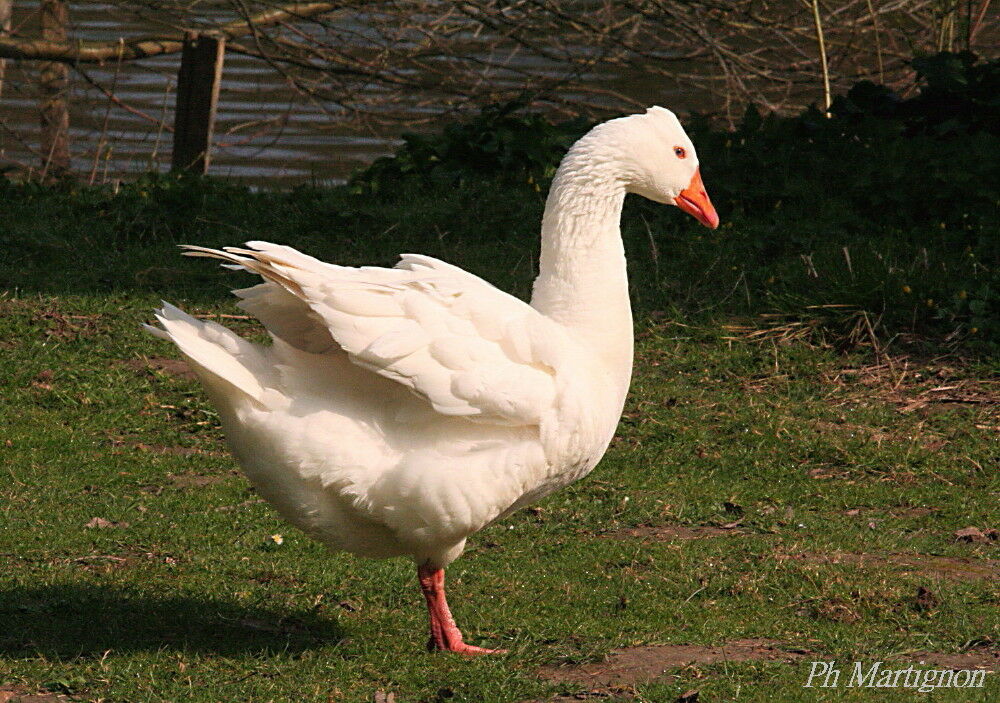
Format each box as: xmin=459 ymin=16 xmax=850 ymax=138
xmin=1 ymin=236 xmax=997 ymax=701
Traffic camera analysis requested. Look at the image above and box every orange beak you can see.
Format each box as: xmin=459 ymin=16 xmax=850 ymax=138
xmin=674 ymin=168 xmax=720 ymax=229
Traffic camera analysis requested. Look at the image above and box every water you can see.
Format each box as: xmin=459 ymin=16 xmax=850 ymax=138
xmin=0 ymin=3 xmax=684 ymax=187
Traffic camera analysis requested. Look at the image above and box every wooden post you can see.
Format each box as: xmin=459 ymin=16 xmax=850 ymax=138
xmin=39 ymin=0 xmax=70 ymax=180
xmin=0 ymin=0 xmax=12 ymax=100
xmin=171 ymin=31 xmax=225 ymax=174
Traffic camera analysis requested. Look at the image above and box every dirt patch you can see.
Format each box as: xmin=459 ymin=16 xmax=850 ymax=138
xmin=605 ymin=524 xmax=743 ymax=541
xmin=954 ymin=526 xmax=999 ymax=543
xmin=168 ymin=472 xmax=230 ymax=488
xmin=539 ymin=639 xmax=808 ymax=691
xmin=215 ymin=498 xmax=267 ymax=512
xmin=843 ymin=506 xmax=939 ymax=519
xmin=729 ymin=352 xmax=999 ymax=425
xmin=139 ymin=470 xmax=237 ymax=496
xmin=122 ymin=356 xmax=196 ymax=381
xmin=0 ymin=688 xmax=77 ymax=703
xmin=31 ymin=369 xmax=56 ymax=391
xmin=823 ymin=359 xmax=1000 ymax=420
xmin=70 ymin=553 xmax=133 ymax=574
xmin=807 ymin=598 xmax=862 ymax=624
xmin=521 ymin=695 xmax=634 ymax=702
xmin=810 ymin=420 xmax=949 ymax=450
xmin=531 ymin=639 xmax=996 ymax=701
xmin=33 ymin=309 xmax=105 ymax=341
xmin=83 ymin=517 xmax=128 ymax=529
xmin=133 ymin=443 xmax=227 ymax=458
xmin=895 ymin=649 xmax=1000 ymax=672
xmin=779 ymin=551 xmax=1000 ymax=581
xmin=63 ymin=548 xmax=180 ymax=573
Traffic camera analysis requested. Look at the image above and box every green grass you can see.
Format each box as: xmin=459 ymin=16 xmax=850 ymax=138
xmin=1 ymin=271 xmax=997 ymax=700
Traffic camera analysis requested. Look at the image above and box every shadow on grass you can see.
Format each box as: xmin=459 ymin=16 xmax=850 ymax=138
xmin=0 ymin=583 xmax=347 ymax=658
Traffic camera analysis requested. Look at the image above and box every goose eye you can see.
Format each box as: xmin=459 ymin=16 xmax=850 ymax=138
xmin=673 ymin=146 xmax=687 ymax=158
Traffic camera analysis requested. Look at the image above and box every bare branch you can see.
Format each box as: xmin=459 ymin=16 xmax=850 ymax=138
xmin=0 ymin=2 xmax=342 ymax=62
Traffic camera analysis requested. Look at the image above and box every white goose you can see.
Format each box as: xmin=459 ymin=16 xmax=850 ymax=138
xmin=147 ymin=107 xmax=718 ymax=655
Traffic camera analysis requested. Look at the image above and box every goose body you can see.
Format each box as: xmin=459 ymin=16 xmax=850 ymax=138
xmin=148 ymin=106 xmax=718 ymax=654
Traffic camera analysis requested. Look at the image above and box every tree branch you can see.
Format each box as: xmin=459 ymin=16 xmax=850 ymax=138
xmin=0 ymin=2 xmax=341 ymax=63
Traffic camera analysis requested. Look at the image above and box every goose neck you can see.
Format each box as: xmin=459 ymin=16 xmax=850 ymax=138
xmin=530 ymin=160 xmax=633 ymax=384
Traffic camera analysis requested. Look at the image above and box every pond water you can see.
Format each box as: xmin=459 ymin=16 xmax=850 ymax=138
xmin=0 ymin=3 xmax=680 ymax=187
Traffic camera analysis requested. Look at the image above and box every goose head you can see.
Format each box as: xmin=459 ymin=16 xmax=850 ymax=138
xmin=583 ymin=106 xmax=720 ymax=229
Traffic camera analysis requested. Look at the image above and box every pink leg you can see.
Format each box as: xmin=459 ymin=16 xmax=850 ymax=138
xmin=417 ymin=563 xmax=506 ymax=655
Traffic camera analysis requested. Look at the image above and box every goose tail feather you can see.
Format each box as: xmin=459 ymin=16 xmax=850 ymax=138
xmin=145 ymin=301 xmax=271 ymax=408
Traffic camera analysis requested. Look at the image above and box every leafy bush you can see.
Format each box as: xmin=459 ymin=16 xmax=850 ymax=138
xmin=348 ymin=101 xmax=588 ymax=195
xmin=832 ymin=51 xmax=1000 ymax=136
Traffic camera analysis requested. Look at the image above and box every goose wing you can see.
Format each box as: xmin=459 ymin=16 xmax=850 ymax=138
xmin=184 ymin=241 xmax=570 ymax=426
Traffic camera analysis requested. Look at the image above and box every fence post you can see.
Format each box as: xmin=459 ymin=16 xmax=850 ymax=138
xmin=39 ymin=0 xmax=70 ymax=180
xmin=0 ymin=0 xmax=12 ymax=100
xmin=171 ymin=31 xmax=225 ymax=174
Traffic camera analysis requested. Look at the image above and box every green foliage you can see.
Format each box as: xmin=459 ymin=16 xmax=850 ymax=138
xmin=348 ymin=100 xmax=589 ymax=195
xmin=833 ymin=51 xmax=1000 ymax=136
